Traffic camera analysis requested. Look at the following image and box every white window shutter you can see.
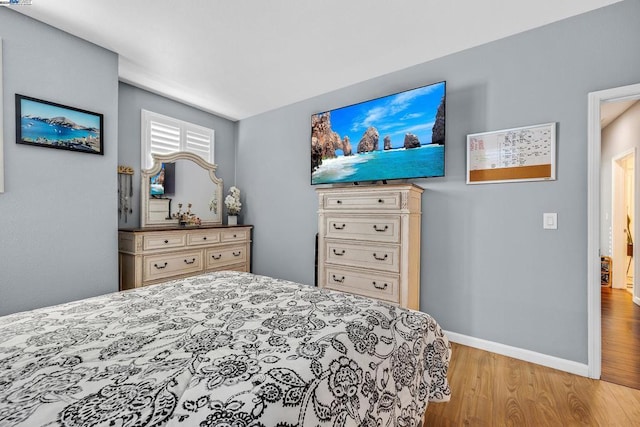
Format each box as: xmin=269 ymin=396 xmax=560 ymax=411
xmin=185 ymin=128 xmax=213 ymax=163
xmin=150 ymin=120 xmax=181 ymax=154
xmin=141 ymin=110 xmax=215 ymax=168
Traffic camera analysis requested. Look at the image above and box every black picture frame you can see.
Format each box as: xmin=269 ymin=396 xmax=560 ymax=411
xmin=15 ymin=94 xmax=104 ymax=155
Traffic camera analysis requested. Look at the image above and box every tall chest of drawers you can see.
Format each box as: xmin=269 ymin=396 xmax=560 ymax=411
xmin=316 ymin=185 xmax=423 ymax=310
xmin=118 ymin=225 xmax=252 ymax=290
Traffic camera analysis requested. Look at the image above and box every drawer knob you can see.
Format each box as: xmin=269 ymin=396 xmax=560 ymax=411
xmin=184 ymin=258 xmax=196 ymax=265
xmin=372 ymin=281 xmax=388 ymax=290
xmin=332 ymin=274 xmax=345 ymax=283
xmin=203 ymin=237 xmax=207 ymax=240
xmin=164 ymin=240 xmax=169 ymax=244
xmin=373 ymin=253 xmax=388 ymax=261
xmin=373 ymin=225 xmax=388 ymax=232
xmin=212 ymin=254 xmax=222 ymax=260
xmin=154 ymin=262 xmax=168 ymax=269
xmin=336 ymin=200 xmax=342 ymax=204
xmin=333 ymin=223 xmax=346 ymax=230
xmin=378 ymin=199 xmax=384 ymax=203
xmin=233 ymin=251 xmax=241 ymax=257
xmin=332 ymin=249 xmax=345 ymax=256
xmin=233 ymin=234 xmax=237 ymax=238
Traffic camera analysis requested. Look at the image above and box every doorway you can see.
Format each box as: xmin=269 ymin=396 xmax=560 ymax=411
xmin=611 ymin=150 xmax=634 ymax=292
xmin=602 ymin=122 xmax=639 ymax=388
xmin=588 ymin=82 xmax=640 ymax=381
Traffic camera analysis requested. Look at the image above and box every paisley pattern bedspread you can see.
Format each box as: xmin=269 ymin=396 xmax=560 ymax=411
xmin=0 ymin=271 xmax=450 ymax=426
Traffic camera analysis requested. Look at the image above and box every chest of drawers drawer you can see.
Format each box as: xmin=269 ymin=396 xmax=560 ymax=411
xmin=143 ymin=250 xmax=203 ymax=281
xmin=325 ymin=241 xmax=399 ymax=273
xmin=205 ymin=245 xmax=248 ymax=269
xmin=323 ymin=192 xmax=402 ymax=210
xmin=324 ymin=266 xmax=399 ymax=304
xmin=324 ymin=216 xmax=400 ymax=243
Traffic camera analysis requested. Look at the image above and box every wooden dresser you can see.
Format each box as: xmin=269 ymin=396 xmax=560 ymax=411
xmin=316 ymin=184 xmax=423 ymax=309
xmin=118 ymin=225 xmax=252 ymax=290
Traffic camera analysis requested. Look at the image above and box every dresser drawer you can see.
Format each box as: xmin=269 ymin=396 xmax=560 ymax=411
xmin=221 ymin=229 xmax=249 ymax=243
xmin=324 ymin=216 xmax=400 ymax=243
xmin=206 ymin=245 xmax=247 ymax=269
xmin=323 ymin=192 xmax=402 ymax=210
xmin=143 ymin=250 xmax=203 ymax=281
xmin=324 ymin=267 xmax=399 ymax=304
xmin=326 ymin=241 xmax=399 ymax=273
xmin=119 ymin=226 xmax=253 ymax=291
xmin=143 ymin=232 xmax=186 ymax=250
xmin=187 ymin=230 xmax=221 ymax=246
xmin=220 ymin=264 xmax=250 ymax=273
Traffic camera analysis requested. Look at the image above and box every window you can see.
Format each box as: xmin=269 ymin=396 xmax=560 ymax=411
xmin=141 ymin=109 xmax=214 ymax=168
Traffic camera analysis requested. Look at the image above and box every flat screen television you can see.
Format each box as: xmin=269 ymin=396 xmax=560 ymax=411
xmin=311 ymin=81 xmax=445 ymax=185
xmin=149 ymin=162 xmax=175 ymax=196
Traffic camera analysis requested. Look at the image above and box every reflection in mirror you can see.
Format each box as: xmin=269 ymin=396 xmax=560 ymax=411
xmin=141 ymin=152 xmax=223 ymax=227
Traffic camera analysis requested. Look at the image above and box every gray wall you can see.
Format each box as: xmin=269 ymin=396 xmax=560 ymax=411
xmin=118 ymin=83 xmax=237 ymax=228
xmin=236 ymin=0 xmax=640 ymax=364
xmin=0 ymin=9 xmax=119 ymax=315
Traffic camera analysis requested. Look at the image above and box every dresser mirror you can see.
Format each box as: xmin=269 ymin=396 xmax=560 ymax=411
xmin=141 ymin=152 xmax=223 ymax=227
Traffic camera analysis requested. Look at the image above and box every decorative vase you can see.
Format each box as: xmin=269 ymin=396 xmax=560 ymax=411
xmin=228 ymin=215 xmax=238 ymax=226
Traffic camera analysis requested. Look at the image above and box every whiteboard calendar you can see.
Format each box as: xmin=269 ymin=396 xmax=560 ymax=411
xmin=466 ymin=122 xmax=556 ymax=184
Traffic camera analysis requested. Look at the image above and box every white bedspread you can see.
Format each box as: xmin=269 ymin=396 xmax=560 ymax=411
xmin=0 ymin=271 xmax=450 ymax=426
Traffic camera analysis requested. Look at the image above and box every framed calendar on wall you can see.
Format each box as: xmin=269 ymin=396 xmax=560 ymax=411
xmin=466 ymin=122 xmax=556 ymax=184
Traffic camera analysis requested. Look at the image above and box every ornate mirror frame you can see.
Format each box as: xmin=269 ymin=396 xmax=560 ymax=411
xmin=141 ymin=152 xmax=223 ymax=227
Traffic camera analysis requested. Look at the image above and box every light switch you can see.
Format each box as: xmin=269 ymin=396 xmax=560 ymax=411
xmin=543 ymin=213 xmax=557 ymax=230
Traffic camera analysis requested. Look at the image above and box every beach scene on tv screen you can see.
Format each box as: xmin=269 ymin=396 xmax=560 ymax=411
xmin=311 ymin=81 xmax=445 ymax=184
xmin=19 ymin=98 xmax=101 ymax=154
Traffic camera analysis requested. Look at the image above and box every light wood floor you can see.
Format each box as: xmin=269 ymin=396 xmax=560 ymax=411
xmin=601 ymin=286 xmax=640 ymax=389
xmin=424 ymin=342 xmax=640 ymax=426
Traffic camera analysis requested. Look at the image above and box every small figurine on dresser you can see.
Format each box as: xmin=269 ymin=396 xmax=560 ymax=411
xmin=172 ymin=203 xmax=201 ymax=226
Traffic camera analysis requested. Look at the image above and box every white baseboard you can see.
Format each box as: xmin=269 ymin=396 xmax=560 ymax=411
xmin=634 ymin=295 xmax=640 ymax=306
xmin=444 ymin=330 xmax=589 ymax=377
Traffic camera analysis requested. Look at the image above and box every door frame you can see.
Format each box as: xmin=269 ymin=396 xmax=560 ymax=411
xmin=588 ymin=82 xmax=640 ymax=379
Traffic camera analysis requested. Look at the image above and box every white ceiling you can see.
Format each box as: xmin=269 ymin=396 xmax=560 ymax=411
xmin=11 ymin=0 xmax=622 ymax=121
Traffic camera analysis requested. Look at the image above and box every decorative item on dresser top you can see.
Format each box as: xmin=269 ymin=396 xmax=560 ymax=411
xmin=118 ymin=225 xmax=252 ymax=290
xmin=225 ymin=185 xmax=242 ymax=225
xmin=316 ymin=184 xmax=423 ymax=309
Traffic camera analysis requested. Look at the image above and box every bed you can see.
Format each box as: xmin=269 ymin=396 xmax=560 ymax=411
xmin=0 ymin=271 xmax=450 ymax=426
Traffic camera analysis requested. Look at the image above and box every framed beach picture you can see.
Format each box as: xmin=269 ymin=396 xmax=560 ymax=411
xmin=15 ymin=94 xmax=104 ymax=155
